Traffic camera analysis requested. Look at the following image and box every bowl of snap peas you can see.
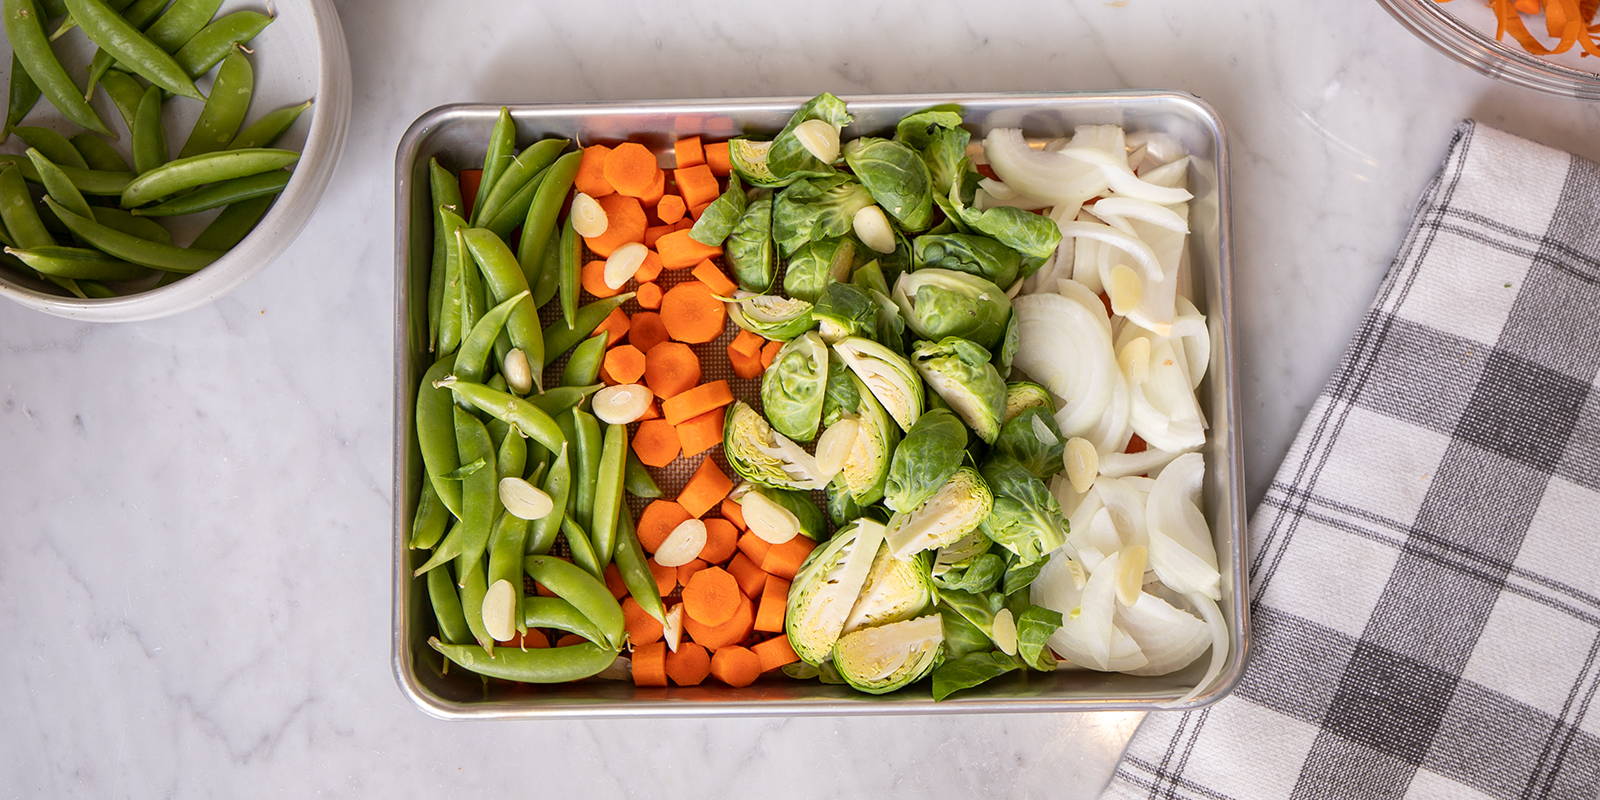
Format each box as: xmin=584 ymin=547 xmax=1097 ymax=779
xmin=0 ymin=0 xmax=351 ymax=321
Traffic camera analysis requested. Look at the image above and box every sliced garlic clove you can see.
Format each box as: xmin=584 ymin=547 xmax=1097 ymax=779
xmin=503 ymin=348 xmax=534 ymax=395
xmin=604 ymin=242 xmax=647 ymax=290
xmin=482 ymin=579 xmax=518 ymax=643
xmin=813 ymin=418 xmax=860 ymax=481
xmin=654 ymin=519 xmax=708 ymax=567
xmin=499 ymin=477 xmax=554 ymax=520
xmin=992 ymin=607 xmax=1019 ymax=656
xmin=663 ymin=604 xmax=684 ymax=652
xmin=1118 ymin=336 xmax=1151 ymax=384
xmin=570 ymin=192 xmax=609 ymax=238
xmin=1106 ymin=263 xmax=1143 ymax=315
xmin=1115 ymin=545 xmax=1148 ymax=606
xmin=852 ymin=205 xmax=897 ymax=254
xmin=1065 ymin=437 xmax=1099 ymax=494
xmin=742 ymin=489 xmax=801 ymax=544
xmin=792 ymin=118 xmax=841 ymax=164
xmin=593 ymin=384 xmax=652 ymax=424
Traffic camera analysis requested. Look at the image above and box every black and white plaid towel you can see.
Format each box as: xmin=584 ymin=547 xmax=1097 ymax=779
xmin=1104 ymin=121 xmax=1600 ymax=799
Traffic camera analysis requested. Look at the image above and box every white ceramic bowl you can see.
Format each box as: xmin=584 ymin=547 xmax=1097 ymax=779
xmin=0 ymin=0 xmax=351 ymax=321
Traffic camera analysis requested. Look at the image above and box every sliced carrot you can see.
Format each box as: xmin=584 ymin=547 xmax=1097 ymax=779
xmin=720 ymin=498 xmax=746 ymax=530
xmin=648 ymin=560 xmax=676 ymax=597
xmin=639 ymin=400 xmax=662 ymax=421
xmin=665 ymin=642 xmax=712 ymax=686
xmin=729 ymin=330 xmax=764 ymax=359
xmin=638 ymin=167 xmax=666 ymax=207
xmin=675 ymin=406 xmax=725 ymax=458
xmin=704 ymin=141 xmax=731 ymax=176
xmin=660 ymin=282 xmax=727 ymax=344
xmin=644 ymin=224 xmax=671 ymax=247
xmin=634 ymin=250 xmax=663 ymax=282
xmin=581 ymin=259 xmax=621 ymax=299
xmin=683 ymin=593 xmax=753 ymax=650
xmin=678 ymin=456 xmax=732 ymax=518
xmin=599 ymin=361 xmax=619 ymax=386
xmin=624 ymin=596 xmax=664 ymax=645
xmin=727 ymin=553 xmax=767 ymax=598
xmin=760 ymin=339 xmax=782 ymax=369
xmin=603 ymin=563 xmax=629 ymax=599
xmin=674 ymin=136 xmax=705 ymax=169
xmin=655 ymin=229 xmax=723 ymax=271
xmin=737 ymin=533 xmax=771 ymax=565
xmin=683 ymin=566 xmax=741 ymax=627
xmin=500 ymin=628 xmax=549 ymax=649
xmin=692 ymin=260 xmax=738 ymax=297
xmin=755 ymin=576 xmax=789 ymax=633
xmin=752 ymin=635 xmax=800 ymax=671
xmin=555 ymin=632 xmax=586 ymax=647
xmin=632 ymin=641 xmax=668 ymax=686
xmin=689 ymin=201 xmax=712 ymax=220
xmin=629 ymin=312 xmax=670 ymax=355
xmin=761 ymin=536 xmax=816 ymax=581
xmin=674 ymin=164 xmax=720 ymax=208
xmin=710 ymin=645 xmax=762 ymax=688
xmin=636 ymin=499 xmax=692 ymax=552
xmin=605 ymin=142 xmax=661 ymax=198
xmin=656 ymin=194 xmax=687 ymax=224
xmin=596 ymin=307 xmax=630 ymax=347
xmin=644 ymin=341 xmax=701 ymax=398
xmin=701 ymin=518 xmax=738 ymax=563
xmin=603 ymin=345 xmax=647 ymax=385
xmin=636 ymin=282 xmax=664 ymax=310
xmin=458 ymin=169 xmax=483 ymax=218
xmin=632 ymin=419 xmax=681 ymax=468
xmin=535 ymin=581 xmax=559 ymax=598
xmin=729 ymin=350 xmax=764 ymax=380
xmin=662 ymin=380 xmax=734 ymax=426
xmin=677 ymin=558 xmax=708 ymax=588
xmin=575 ymin=145 xmax=615 ymax=197
xmin=583 ymin=194 xmax=647 ymax=257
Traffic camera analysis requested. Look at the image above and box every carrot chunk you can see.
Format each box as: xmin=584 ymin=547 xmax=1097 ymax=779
xmin=655 ymin=229 xmax=723 ymax=270
xmin=701 ymin=518 xmax=739 ymax=563
xmin=595 ymin=307 xmax=630 ymax=347
xmin=632 ymin=419 xmax=681 ymax=468
xmin=729 ymin=330 xmax=764 ymax=359
xmin=648 ymin=560 xmax=676 ymax=597
xmin=634 ymin=250 xmax=663 ymax=283
xmin=458 ymin=169 xmax=483 ymax=218
xmin=752 ymin=636 xmax=800 ymax=671
xmin=637 ymin=167 xmax=666 ymax=207
xmin=637 ymin=282 xmax=664 ymax=310
xmin=677 ymin=558 xmax=708 ymax=589
xmin=675 ymin=407 xmax=725 ymax=458
xmin=760 ymin=339 xmax=782 ymax=368
xmin=754 ymin=576 xmax=789 ymax=633
xmin=605 ymin=142 xmax=661 ymax=199
xmin=500 ymin=628 xmax=549 ymax=649
xmin=683 ymin=566 xmax=741 ymax=627
xmin=644 ymin=224 xmax=672 ymax=248
xmin=632 ymin=641 xmax=667 ymax=686
xmin=624 ymin=596 xmax=663 ymax=645
xmin=678 ymin=457 xmax=733 ymax=518
xmin=674 ymin=136 xmax=705 ymax=169
xmin=656 ymin=194 xmax=687 ymax=224
xmin=692 ymin=260 xmax=738 ymax=297
xmin=737 ymin=533 xmax=771 ymax=566
xmin=674 ymin=164 xmax=720 ymax=208
xmin=644 ymin=341 xmax=701 ymax=398
xmin=554 ymin=632 xmax=586 ymax=647
xmin=583 ymin=194 xmax=647 ymax=257
xmin=662 ymin=380 xmax=734 ymax=426
xmin=704 ymin=141 xmax=731 ymax=176
xmin=684 ymin=593 xmax=753 ymax=650
xmin=581 ymin=259 xmax=621 ymax=299
xmin=729 ymin=350 xmax=764 ymax=380
xmin=639 ymin=400 xmax=662 ymax=421
xmin=636 ymin=500 xmax=691 ymax=552
xmin=666 ymin=642 xmax=712 ymax=686
xmin=710 ymin=645 xmax=762 ymax=688
xmin=761 ymin=536 xmax=816 ymax=581
xmin=720 ymin=498 xmax=746 ymax=530
xmin=575 ymin=145 xmax=614 ymax=197
xmin=603 ymin=563 xmax=629 ymax=599
xmin=603 ymin=344 xmax=647 ymax=385
xmin=727 ymin=553 xmax=767 ymax=598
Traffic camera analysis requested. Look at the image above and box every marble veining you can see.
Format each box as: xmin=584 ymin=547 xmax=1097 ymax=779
xmin=4 ymin=0 xmax=1600 ymax=796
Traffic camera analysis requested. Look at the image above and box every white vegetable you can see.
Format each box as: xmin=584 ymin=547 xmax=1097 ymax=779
xmin=1169 ymin=296 xmax=1211 ymax=389
xmin=503 ymin=348 xmax=534 ymax=395
xmin=1033 ymin=550 xmax=1148 ymax=672
xmin=793 ymin=118 xmax=841 ymax=164
xmin=1146 ymin=453 xmax=1219 ymax=600
xmin=603 ymin=242 xmax=647 ymax=290
xmin=992 ymin=608 xmax=1019 ymax=656
xmin=1059 ymin=145 xmax=1194 ymax=205
xmin=1055 ymin=220 xmax=1164 ymax=282
xmin=1095 ymin=476 xmax=1152 ymax=549
xmin=569 ymin=192 xmax=608 ymax=238
xmin=1012 ymin=288 xmax=1118 ymax=442
xmin=1105 ymin=263 xmax=1143 ymax=316
xmin=592 ymin=384 xmax=652 ymax=424
xmin=1117 ymin=590 xmax=1210 ymax=676
xmin=1064 ymin=436 xmax=1098 ymax=494
xmin=982 ymin=128 xmax=1106 ymax=216
xmin=813 ymin=417 xmax=859 ymax=481
xmin=499 ymin=477 xmax=554 ymax=520
xmin=1115 ymin=545 xmax=1148 ymax=606
xmin=742 ymin=489 xmax=802 ymax=544
xmin=1090 ymin=197 xmax=1191 ymax=233
xmin=482 ymin=579 xmax=518 ymax=643
xmin=1099 ymin=446 xmax=1195 ymax=478
xmin=1121 ymin=163 xmax=1190 ymax=336
xmin=662 ymin=604 xmax=684 ymax=652
xmin=852 ymin=205 xmax=897 ymax=254
xmin=1121 ymin=327 xmax=1206 ymax=453
xmin=654 ymin=519 xmax=708 ymax=567
xmin=1167 ymin=592 xmax=1230 ymax=706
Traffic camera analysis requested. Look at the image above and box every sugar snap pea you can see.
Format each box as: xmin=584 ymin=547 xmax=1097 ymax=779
xmin=227 ymin=99 xmax=311 ymax=150
xmin=64 ymin=0 xmax=202 ymax=100
xmin=70 ymin=132 xmax=128 ymax=171
xmin=93 ymin=206 xmax=171 ymax=243
xmin=26 ymin=148 xmax=91 ymax=217
xmin=43 ymin=196 xmax=220 ymax=272
xmin=129 ymin=170 xmax=288 ymax=216
xmin=470 ymin=107 xmax=514 ymax=226
xmin=475 ymin=138 xmax=566 ymax=230
xmin=411 ymin=522 xmax=462 ymax=577
xmin=174 ymin=10 xmax=271 ymax=78
xmin=454 ymin=289 xmax=528 ymax=388
xmin=430 ymin=637 xmax=616 ymax=683
xmin=613 ymin=511 xmax=666 ymax=625
xmin=452 ymin=406 xmax=498 ymax=571
xmin=457 ymin=558 xmax=492 ymax=649
xmin=131 ymin=85 xmax=165 ymax=174
xmin=415 ymin=355 xmax=464 ymax=517
xmin=145 ymin=0 xmax=220 ymax=51
xmin=426 ymin=159 xmax=460 ymax=353
xmin=561 ymin=517 xmax=603 ymax=578
xmin=525 ymin=383 xmax=601 ymax=416
xmin=557 ymin=215 xmax=580 ymax=327
xmin=588 ymin=422 xmax=627 ymax=564
xmin=530 ymin=231 xmax=561 ymax=309
xmin=543 ymin=293 xmax=634 ymax=360
xmin=97 ymin=69 xmax=142 ymax=130
xmin=517 ymin=149 xmax=581 ymax=289
xmin=561 ymin=333 xmax=607 ymax=387
xmin=178 ymin=47 xmax=251 ymax=158
xmin=526 ymin=443 xmax=570 ymax=556
xmin=625 ymin=451 xmax=663 ymax=499
xmin=4 ymin=245 xmax=146 ymax=280
xmin=432 ymin=377 xmax=565 ymax=456
xmin=0 ymin=164 xmax=51 ymax=248
xmin=13 ymin=126 xmax=85 ymax=167
xmin=4 ymin=55 xmax=42 ymax=142
xmin=120 ymin=148 xmax=298 ymax=208
xmin=191 ymin=195 xmax=270 ymax=250
xmin=461 ymin=227 xmax=543 ymax=382
xmin=81 ymin=0 xmax=168 ymax=96
xmin=524 ymin=554 xmax=623 ymax=649
xmin=521 ymin=596 xmax=607 ymax=644
xmin=486 ymin=511 xmax=531 ymax=636
xmin=456 ymin=228 xmax=484 ymax=337
xmin=409 ymin=479 xmax=449 ymax=550
xmin=43 ymin=0 xmax=131 ymax=39
xmin=436 ymin=207 xmax=467 ymax=354
xmin=0 ymin=154 xmax=131 ymax=195
xmin=571 ymin=409 xmax=601 ymax=530
xmin=4 ymin=0 xmax=113 ymax=136
xmin=497 ymin=425 xmax=527 ymax=482
xmin=482 ymin=168 xmax=542 ymax=240
xmin=427 ymin=566 xmax=471 ymax=645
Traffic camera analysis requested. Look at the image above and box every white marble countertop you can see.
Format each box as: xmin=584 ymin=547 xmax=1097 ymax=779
xmin=5 ymin=0 xmax=1600 ymax=796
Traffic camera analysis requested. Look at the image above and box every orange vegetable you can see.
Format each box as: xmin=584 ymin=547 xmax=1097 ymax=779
xmin=644 ymin=224 xmax=672 ymax=248
xmin=700 ymin=518 xmax=739 ymax=563
xmin=720 ymin=498 xmax=746 ymax=530
xmin=710 ymin=645 xmax=762 ymax=688
xmin=632 ymin=419 xmax=681 ymax=468
xmin=674 ymin=164 xmax=720 ymax=208
xmin=500 ymin=628 xmax=549 ymax=649
xmin=689 ymin=201 xmax=712 ymax=220
xmin=605 ymin=142 xmax=661 ymax=198
xmin=727 ymin=552 xmax=767 ymax=598
xmin=603 ymin=345 xmax=647 ymax=385
xmin=676 ymin=406 xmax=725 ymax=458
xmin=638 ymin=168 xmax=666 ymax=207
xmin=729 ymin=350 xmax=764 ymax=380
xmin=656 ymin=194 xmax=687 ymax=224
xmin=632 ymin=641 xmax=668 ymax=687
xmin=648 ymin=560 xmax=677 ymax=596
xmin=663 ymin=380 xmax=734 ymax=426
xmin=535 ymin=581 xmax=558 ymax=598
xmin=677 ymin=558 xmax=709 ymax=588
xmin=581 ymin=259 xmax=621 ymax=299
xmin=678 ymin=457 xmax=733 ymax=518
xmin=665 ymin=642 xmax=712 ymax=686
xmin=754 ymin=576 xmax=789 ymax=633
xmin=555 ymin=632 xmax=587 ymax=647
xmin=596 ymin=307 xmax=630 ymax=347
xmin=629 ymin=311 xmax=670 ymax=355
xmin=683 ymin=593 xmax=753 ymax=650
xmin=761 ymin=536 xmax=816 ymax=581
xmin=683 ymin=566 xmax=741 ymax=626
xmin=575 ymin=145 xmax=614 ymax=197
xmin=655 ymin=229 xmax=723 ymax=270
xmin=691 ymin=260 xmax=738 ymax=297
xmin=644 ymin=341 xmax=701 ymax=398
xmin=635 ymin=250 xmax=663 ymax=282
xmin=639 ymin=400 xmax=661 ymax=421
xmin=737 ymin=533 xmax=772 ymax=565
xmin=636 ymin=499 xmax=692 ymax=551
xmin=752 ymin=636 xmax=800 ymax=671
xmin=674 ymin=136 xmax=705 ymax=169
xmin=760 ymin=339 xmax=782 ymax=369
xmin=458 ymin=169 xmax=483 ymax=218
xmin=582 ymin=194 xmax=647 ymax=257
xmin=624 ymin=596 xmax=663 ymax=645
xmin=704 ymin=141 xmax=731 ymax=176
xmin=1440 ymin=0 xmax=1600 ymax=56
xmin=729 ymin=330 xmax=764 ymax=359
xmin=637 ymin=282 xmax=664 ymax=310
xmin=603 ymin=564 xmax=629 ymax=599
xmin=660 ymin=281 xmax=727 ymax=344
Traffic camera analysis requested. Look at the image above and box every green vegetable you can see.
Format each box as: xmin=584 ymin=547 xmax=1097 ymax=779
xmin=831 ymin=336 xmax=923 ymax=432
xmin=759 ymin=331 xmax=829 ymax=442
xmin=934 ymin=551 xmax=1005 ymax=594
xmin=930 ymin=650 xmax=1021 ymax=701
xmin=821 ymin=353 xmax=862 ymax=428
xmin=947 ymin=170 xmax=1062 ymax=262
xmin=977 ymin=456 xmax=1068 ymax=565
xmin=993 ymin=404 xmax=1065 ymax=480
xmin=749 ymin=485 xmax=828 ymax=542
xmin=725 ymin=193 xmax=775 ymax=292
xmin=884 ymin=407 xmax=967 ymax=513
xmin=785 ymin=518 xmax=888 ymax=664
xmin=831 ymin=614 xmax=943 ymax=694
xmin=1003 ymin=381 xmax=1053 ymax=423
xmin=727 ymin=293 xmax=814 ymax=341
xmin=913 ymin=233 xmax=1022 ymax=290
xmin=773 ymin=175 xmax=873 ymax=256
xmin=430 ymin=638 xmax=617 ymax=683
xmin=764 ymin=92 xmax=852 ymax=185
xmin=825 ymin=482 xmax=864 ymax=527
xmin=885 ymin=466 xmax=993 ymax=559
xmin=811 ymin=282 xmax=877 ymax=343
xmin=624 ymin=451 xmax=662 ymax=499
xmin=997 ymin=312 xmax=1020 ymax=375
xmin=851 ymin=258 xmax=891 ymax=296
xmin=891 ymin=268 xmax=1011 ymax=351
xmin=688 ymin=172 xmax=745 ymax=246
xmin=843 ymin=136 xmax=933 ymax=232
xmin=722 ymin=401 xmax=827 ymax=491
xmin=842 ymin=548 xmax=934 ymax=633
xmin=911 ymin=337 xmax=1007 ymax=444
xmin=1014 ymin=604 xmax=1063 ymax=671
xmin=938 ymin=601 xmax=994 ymax=658
xmin=782 ymin=235 xmax=856 ymax=303
xmin=830 ymin=372 xmax=898 ymax=506
xmin=1003 ymin=554 xmax=1047 ymax=597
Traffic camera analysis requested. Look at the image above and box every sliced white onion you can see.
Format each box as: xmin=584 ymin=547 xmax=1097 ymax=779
xmin=1146 ymin=453 xmax=1219 ymax=600
xmin=852 ymin=205 xmax=896 ymax=254
xmin=654 ymin=519 xmax=708 ymax=567
xmin=482 ymin=579 xmax=518 ymax=643
xmin=1012 ymin=288 xmax=1117 ymax=442
xmin=1055 ymin=220 xmax=1163 ymax=282
xmin=1170 ymin=296 xmax=1210 ymax=389
xmin=1118 ymin=336 xmax=1151 ymax=384
xmin=569 ymin=192 xmax=608 ymax=238
xmin=1117 ymin=590 xmax=1210 ymax=677
xmin=976 ymin=177 xmax=1052 ymax=211
xmin=1165 ymin=592 xmax=1230 ymax=706
xmin=1090 ymin=197 xmax=1190 ymax=233
xmin=982 ymin=128 xmax=1107 ymax=210
xmin=499 ymin=477 xmax=554 ymax=520
xmin=663 ymin=604 xmax=684 ymax=652
xmin=742 ymin=489 xmax=801 ymax=544
xmin=1125 ymin=132 xmax=1188 ymax=171
xmin=1034 ymin=550 xmax=1148 ymax=672
xmin=1099 ymin=446 xmax=1195 ymax=478
xmin=604 ymin=242 xmax=647 ymax=290
xmin=1122 ymin=329 xmax=1206 ymax=453
xmin=1066 ymin=217 xmax=1104 ymax=293
xmin=1094 ymin=475 xmax=1151 ymax=549
xmin=1140 ymin=156 xmax=1192 ymax=189
xmin=592 ymin=384 xmax=652 ymax=424
xmin=1059 ymin=146 xmax=1194 ymax=205
xmin=793 ymin=118 xmax=841 ymax=163
xmin=1121 ymin=164 xmax=1190 ymax=336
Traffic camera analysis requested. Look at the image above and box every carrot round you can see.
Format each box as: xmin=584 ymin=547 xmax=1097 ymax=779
xmin=700 ymin=518 xmax=738 ymax=564
xmin=635 ymin=250 xmax=664 ymax=283
xmin=655 ymin=229 xmax=722 ymax=270
xmin=604 ymin=142 xmax=660 ymax=198
xmin=583 ymin=194 xmax=647 ymax=257
xmin=678 ymin=457 xmax=733 ymax=518
xmin=596 ymin=307 xmax=631 ymax=347
xmin=662 ymin=380 xmax=734 ymax=426
xmin=638 ymin=168 xmax=666 ymax=207
xmin=629 ymin=312 xmax=670 ymax=355
xmin=656 ymin=194 xmax=687 ymax=224
xmin=660 ymin=281 xmax=727 ymax=344
xmin=632 ymin=641 xmax=668 ymax=686
xmin=555 ymin=632 xmax=587 ymax=647
xmin=603 ymin=344 xmax=647 ymax=385
xmin=683 ymin=566 xmax=741 ymax=627
xmin=720 ymin=498 xmax=746 ymax=530
xmin=726 ymin=553 xmax=767 ymax=598
xmin=755 ymin=576 xmax=788 ymax=633
xmin=603 ymin=563 xmax=629 ymax=599
xmin=666 ymin=642 xmax=712 ymax=686
xmin=636 ymin=499 xmax=692 ymax=551
xmin=632 ymin=419 xmax=680 ymax=468
xmin=647 ymin=560 xmax=676 ymax=596
xmin=644 ymin=341 xmax=701 ymax=398
xmin=677 ymin=558 xmax=708 ymax=589
xmin=637 ymin=282 xmax=664 ymax=310
xmin=673 ymin=136 xmax=705 ymax=169
xmin=683 ymin=593 xmax=753 ymax=650
xmin=677 ymin=407 xmax=726 ymax=458
xmin=710 ymin=645 xmax=762 ymax=688
xmin=752 ymin=635 xmax=799 ymax=671
xmin=623 ymin=596 xmax=664 ymax=645
xmin=582 ymin=259 xmax=622 ymax=299
xmin=575 ymin=145 xmax=615 ymax=197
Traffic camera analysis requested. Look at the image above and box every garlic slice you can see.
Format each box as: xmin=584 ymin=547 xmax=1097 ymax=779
xmin=499 ymin=477 xmax=554 ymax=520
xmin=503 ymin=348 xmax=534 ymax=395
xmin=654 ymin=519 xmax=708 ymax=567
xmin=593 ymin=384 xmax=652 ymax=424
xmin=742 ymin=489 xmax=801 ymax=544
xmin=793 ymin=118 xmax=841 ymax=163
xmin=663 ymin=604 xmax=685 ymax=652
xmin=570 ymin=192 xmax=608 ymax=238
xmin=1065 ymin=437 xmax=1099 ymax=494
xmin=604 ymin=242 xmax=647 ymax=290
xmin=852 ymin=205 xmax=896 ymax=254
xmin=1106 ymin=264 xmax=1143 ymax=316
xmin=814 ymin=417 xmax=860 ymax=480
xmin=482 ymin=579 xmax=517 ymax=643
xmin=992 ymin=608 xmax=1019 ymax=656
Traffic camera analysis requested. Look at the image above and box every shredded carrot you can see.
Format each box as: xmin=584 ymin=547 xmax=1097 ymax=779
xmin=704 ymin=141 xmax=731 ymax=176
xmin=636 ymin=282 xmax=664 ymax=310
xmin=632 ymin=641 xmax=668 ymax=686
xmin=676 ymin=406 xmax=726 ymax=458
xmin=678 ymin=457 xmax=733 ymax=517
xmin=583 ymin=194 xmax=647 ymax=257
xmin=662 ymin=380 xmax=734 ymax=426
xmin=644 ymin=341 xmax=701 ymax=398
xmin=656 ymin=194 xmax=687 ymax=224
xmin=665 ymin=642 xmax=711 ymax=686
xmin=632 ymin=419 xmax=681 ymax=468
xmin=1441 ymin=0 xmax=1600 ymax=55
xmin=709 ymin=645 xmax=762 ymax=688
xmin=575 ymin=145 xmax=615 ymax=197
xmin=603 ymin=344 xmax=647 ymax=385
xmin=674 ymin=136 xmax=705 ymax=169
xmin=660 ymin=281 xmax=727 ymax=343
xmin=629 ymin=311 xmax=670 ymax=355
xmin=691 ymin=260 xmax=738 ymax=297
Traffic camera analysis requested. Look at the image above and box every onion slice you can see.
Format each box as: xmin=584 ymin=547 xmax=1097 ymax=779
xmin=1145 ymin=453 xmax=1219 ymax=600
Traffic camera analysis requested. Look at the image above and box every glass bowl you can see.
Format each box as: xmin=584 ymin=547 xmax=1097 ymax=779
xmin=1377 ymin=0 xmax=1600 ymax=99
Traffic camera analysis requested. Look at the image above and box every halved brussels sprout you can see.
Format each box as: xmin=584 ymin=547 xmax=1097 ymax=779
xmin=891 ymin=268 xmax=1011 ymax=351
xmin=821 ymin=355 xmax=862 ymax=428
xmin=728 ymin=139 xmax=780 ymax=187
xmin=911 ymin=337 xmax=1007 ymax=444
xmin=885 ymin=466 xmax=993 ymax=559
xmin=851 ymin=259 xmax=891 ymax=296
xmin=978 ymin=456 xmax=1068 ymax=565
xmin=726 ymin=194 xmax=775 ymax=292
xmin=934 ymin=527 xmax=995 ymax=576
xmin=723 ymin=401 xmax=828 ymax=490
xmin=1003 ymin=381 xmax=1053 ymax=423
xmin=735 ymin=483 xmax=828 ymax=542
xmin=774 ymin=176 xmax=874 ymax=257
xmin=787 ymin=518 xmax=889 ymax=664
xmin=783 ymin=236 xmax=857 ymax=303
xmin=913 ymin=233 xmax=1023 ymax=290
xmin=831 ymin=336 xmax=923 ymax=432
xmin=826 ymin=482 xmax=864 ymax=527
xmin=844 ymin=548 xmax=935 ymax=633
xmin=831 ymin=613 xmax=944 ymax=694
xmin=843 ymin=137 xmax=934 ymax=232
xmin=883 ymin=408 xmax=967 ymax=513
xmin=812 ymin=282 xmax=877 ymax=343
xmin=760 ymin=332 xmax=828 ymax=442
xmin=727 ymin=294 xmax=815 ymax=341
xmin=831 ymin=373 xmax=899 ymax=506
xmin=993 ymin=404 xmax=1066 ymax=480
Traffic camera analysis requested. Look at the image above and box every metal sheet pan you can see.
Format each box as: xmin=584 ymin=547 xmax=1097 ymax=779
xmin=392 ymin=92 xmax=1245 ymax=719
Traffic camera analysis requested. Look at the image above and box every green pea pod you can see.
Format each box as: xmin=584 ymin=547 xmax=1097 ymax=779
xmin=409 ymin=479 xmax=450 ymax=550
xmin=517 ymin=149 xmax=581 ymax=289
xmin=612 ymin=511 xmax=666 ymax=625
xmin=120 ymin=148 xmax=298 ymax=208
xmin=430 ymin=637 xmax=616 ymax=683
xmin=427 ymin=566 xmax=472 ymax=645
xmin=571 ymin=409 xmax=601 ymax=530
xmin=461 ymin=227 xmax=544 ymax=383
xmin=485 ymin=512 xmax=531 ymax=635
xmin=145 ymin=0 xmax=221 ymax=51
xmin=131 ymin=85 xmax=166 ymax=174
xmin=482 ymin=168 xmax=543 ymax=239
xmin=561 ymin=517 xmax=602 ymax=578
xmin=129 ymin=170 xmax=288 ymax=217
xmin=0 ymin=154 xmax=131 ymax=195
xmin=452 ymin=407 xmax=498 ymax=571
xmin=588 ymin=422 xmax=627 ymax=563
xmin=524 ymin=554 xmax=624 ymax=649
xmin=426 ymin=159 xmax=460 ymax=353
xmin=497 ymin=424 xmax=528 ymax=481
xmin=97 ymin=69 xmax=143 ymax=130
xmin=3 ymin=0 xmax=113 ymax=135
xmin=476 ymin=138 xmax=566 ymax=228
xmin=521 ymin=596 xmax=607 ymax=645
xmin=526 ymin=443 xmax=570 ymax=556
xmin=527 ymin=383 xmax=601 ymax=417
xmin=457 ymin=228 xmax=484 ymax=340
xmin=557 ymin=216 xmax=580 ymax=327
xmin=415 ymin=355 xmax=463 ymax=517
xmin=191 ymin=195 xmax=271 ymax=250
xmin=13 ymin=126 xmax=85 ymax=167
xmin=470 ymin=107 xmax=514 ymax=226
xmin=227 ymin=99 xmax=311 ymax=150
xmin=561 ymin=333 xmax=607 ymax=387
xmin=174 ymin=10 xmax=271 ymax=78
xmin=453 ymin=289 xmax=528 ymax=390
xmin=4 ymin=245 xmax=146 ymax=280
xmin=543 ymin=293 xmax=634 ymax=361
xmin=25 ymin=147 xmax=91 ymax=218
xmin=456 ymin=558 xmax=493 ymax=650
xmin=77 ymin=281 xmax=116 ymax=297
xmin=42 ymin=196 xmax=220 ymax=272
xmin=411 ymin=522 xmax=462 ymax=577
xmin=92 ymin=206 xmax=171 ymax=243
xmin=63 ymin=0 xmax=202 ymax=99
xmin=435 ymin=207 xmax=468 ymax=354
xmin=625 ymin=451 xmax=663 ymax=499
xmin=4 ymin=55 xmax=42 ymax=143
xmin=530 ymin=230 xmax=561 ymax=309
xmin=177 ymin=46 xmax=252 ymax=158
xmin=81 ymin=0 xmax=168 ymax=96
xmin=0 ymin=164 xmax=53 ymax=248
xmin=70 ymin=133 xmax=129 ymax=171
xmin=433 ymin=377 xmax=565 ymax=456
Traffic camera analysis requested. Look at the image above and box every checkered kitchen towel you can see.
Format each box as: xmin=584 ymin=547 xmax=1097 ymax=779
xmin=1105 ymin=121 xmax=1600 ymax=799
